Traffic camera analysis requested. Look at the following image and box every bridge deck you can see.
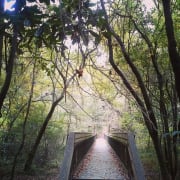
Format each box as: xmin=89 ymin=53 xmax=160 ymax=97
xmin=73 ymin=137 xmax=129 ymax=179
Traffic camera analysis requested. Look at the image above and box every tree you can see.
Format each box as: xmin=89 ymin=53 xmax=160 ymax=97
xmin=0 ymin=0 xmax=44 ymax=115
xmin=23 ymin=38 xmax=96 ymax=171
xmin=99 ymin=0 xmax=179 ymax=179
xmin=0 ymin=0 xmax=98 ymax=175
xmin=161 ymin=0 xmax=180 ymax=101
xmin=0 ymin=0 xmax=179 ymax=179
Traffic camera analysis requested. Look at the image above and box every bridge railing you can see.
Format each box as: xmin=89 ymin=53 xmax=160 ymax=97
xmin=105 ymin=131 xmax=145 ymax=180
xmin=59 ymin=132 xmax=96 ymax=180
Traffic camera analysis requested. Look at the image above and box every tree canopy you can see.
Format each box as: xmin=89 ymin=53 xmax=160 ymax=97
xmin=0 ymin=0 xmax=179 ymax=179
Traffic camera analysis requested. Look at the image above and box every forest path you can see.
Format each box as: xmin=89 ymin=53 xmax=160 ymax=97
xmin=73 ymin=137 xmax=129 ymax=179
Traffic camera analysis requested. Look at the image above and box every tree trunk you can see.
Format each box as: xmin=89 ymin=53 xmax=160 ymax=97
xmin=162 ymin=0 xmax=180 ymax=101
xmin=0 ymin=25 xmax=17 ymax=116
xmin=10 ymin=60 xmax=36 ymax=180
xmin=0 ymin=0 xmax=3 ymax=74
xmin=100 ymin=0 xmax=174 ymax=178
xmin=133 ymin=10 xmax=178 ymax=179
xmin=24 ymin=98 xmax=62 ymax=171
xmin=24 ymin=61 xmax=77 ymax=171
xmin=107 ymin=35 xmax=171 ymax=180
xmin=0 ymin=34 xmax=3 ymax=75
xmin=150 ymin=132 xmax=171 ymax=180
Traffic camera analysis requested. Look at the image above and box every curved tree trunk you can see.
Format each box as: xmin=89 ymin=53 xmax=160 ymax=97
xmin=24 ymin=72 xmax=77 ymax=171
xmin=162 ymin=0 xmax=180 ymax=102
xmin=0 ymin=25 xmax=17 ymax=116
xmin=133 ymin=19 xmax=176 ymax=179
xmin=0 ymin=32 xmax=3 ymax=75
xmin=100 ymin=0 xmax=174 ymax=179
xmin=24 ymin=99 xmax=61 ymax=171
xmin=161 ymin=2 xmax=180 ymax=176
xmin=107 ymin=35 xmax=171 ymax=180
xmin=10 ymin=60 xmax=36 ymax=180
xmin=0 ymin=1 xmax=4 ymax=74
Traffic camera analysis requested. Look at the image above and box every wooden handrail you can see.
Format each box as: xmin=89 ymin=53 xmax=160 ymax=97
xmin=74 ymin=132 xmax=93 ymax=144
xmin=105 ymin=132 xmax=145 ymax=180
xmin=59 ymin=132 xmax=96 ymax=180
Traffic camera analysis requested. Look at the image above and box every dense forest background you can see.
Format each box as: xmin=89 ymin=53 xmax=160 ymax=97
xmin=0 ymin=0 xmax=179 ymax=179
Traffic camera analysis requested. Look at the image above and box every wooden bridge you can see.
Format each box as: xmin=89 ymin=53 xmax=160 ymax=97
xmin=59 ymin=130 xmax=145 ymax=180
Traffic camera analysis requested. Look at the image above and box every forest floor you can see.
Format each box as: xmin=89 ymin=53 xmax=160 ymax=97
xmin=1 ymin=168 xmax=59 ymax=180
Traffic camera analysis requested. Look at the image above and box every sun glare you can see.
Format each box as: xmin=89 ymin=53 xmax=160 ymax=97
xmin=4 ymin=0 xmax=16 ymax=11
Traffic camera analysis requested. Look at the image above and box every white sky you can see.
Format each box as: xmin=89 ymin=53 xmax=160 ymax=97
xmin=4 ymin=0 xmax=154 ymax=11
xmin=4 ymin=0 xmax=16 ymax=11
xmin=143 ymin=0 xmax=154 ymax=10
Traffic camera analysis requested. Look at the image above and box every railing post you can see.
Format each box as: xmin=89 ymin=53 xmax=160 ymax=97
xmin=59 ymin=132 xmax=75 ymax=180
xmin=128 ymin=133 xmax=145 ymax=180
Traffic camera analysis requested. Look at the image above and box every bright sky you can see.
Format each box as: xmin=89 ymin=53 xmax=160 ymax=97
xmin=4 ymin=0 xmax=60 ymax=11
xmin=4 ymin=0 xmax=16 ymax=11
xmin=4 ymin=0 xmax=154 ymax=11
xmin=143 ymin=0 xmax=154 ymax=10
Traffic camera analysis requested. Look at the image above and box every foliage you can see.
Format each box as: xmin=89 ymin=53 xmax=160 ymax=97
xmin=0 ymin=103 xmax=65 ymax=176
xmin=97 ymin=0 xmax=180 ymax=179
xmin=0 ymin=0 xmax=179 ymax=179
